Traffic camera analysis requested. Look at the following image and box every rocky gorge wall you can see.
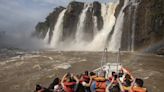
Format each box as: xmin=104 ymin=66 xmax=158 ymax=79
xmin=34 ymin=1 xmax=104 ymax=43
xmin=34 ymin=0 xmax=164 ymax=54
xmin=120 ymin=0 xmax=164 ymax=53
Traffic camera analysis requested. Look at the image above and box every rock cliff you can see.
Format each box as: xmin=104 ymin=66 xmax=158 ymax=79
xmin=34 ymin=0 xmax=164 ymax=54
xmin=120 ymin=0 xmax=164 ymax=53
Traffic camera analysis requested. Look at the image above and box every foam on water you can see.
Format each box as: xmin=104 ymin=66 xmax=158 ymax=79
xmin=56 ymin=63 xmax=71 ymax=69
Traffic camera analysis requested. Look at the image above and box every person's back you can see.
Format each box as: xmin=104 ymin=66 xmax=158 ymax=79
xmin=132 ymin=86 xmax=147 ymax=92
xmin=123 ymin=79 xmax=131 ymax=92
xmin=110 ymin=85 xmax=121 ymax=92
xmin=90 ymin=71 xmax=109 ymax=92
xmin=61 ymin=73 xmax=79 ymax=92
xmin=131 ymin=78 xmax=147 ymax=92
xmin=48 ymin=78 xmax=60 ymax=90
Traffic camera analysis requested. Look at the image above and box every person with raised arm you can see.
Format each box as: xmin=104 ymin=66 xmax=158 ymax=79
xmin=61 ymin=73 xmax=79 ymax=92
xmin=129 ymin=78 xmax=147 ymax=92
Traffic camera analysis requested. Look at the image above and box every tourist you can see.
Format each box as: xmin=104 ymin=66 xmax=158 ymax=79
xmin=61 ymin=73 xmax=79 ymax=92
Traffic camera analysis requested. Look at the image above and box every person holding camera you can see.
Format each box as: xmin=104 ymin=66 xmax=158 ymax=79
xmin=61 ymin=73 xmax=79 ymax=92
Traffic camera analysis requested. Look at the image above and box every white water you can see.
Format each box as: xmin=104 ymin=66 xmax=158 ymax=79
xmin=50 ymin=9 xmax=66 ymax=48
xmin=43 ymin=28 xmax=50 ymax=44
xmin=87 ymin=3 xmax=117 ymax=50
xmin=108 ymin=0 xmax=129 ymax=51
xmin=131 ymin=0 xmax=139 ymax=51
xmin=45 ymin=1 xmax=132 ymax=51
xmin=75 ymin=4 xmax=89 ymax=42
xmin=93 ymin=16 xmax=98 ymax=35
xmin=55 ymin=3 xmax=118 ymax=51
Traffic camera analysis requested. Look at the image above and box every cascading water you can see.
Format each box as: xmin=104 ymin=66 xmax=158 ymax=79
xmin=108 ymin=0 xmax=129 ymax=51
xmin=93 ymin=16 xmax=98 ymax=35
xmin=75 ymin=4 xmax=89 ymax=42
xmin=131 ymin=0 xmax=139 ymax=52
xmin=43 ymin=28 xmax=50 ymax=44
xmin=87 ymin=3 xmax=117 ymax=50
xmin=50 ymin=9 xmax=66 ymax=48
xmin=44 ymin=0 xmax=134 ymax=51
xmin=101 ymin=3 xmax=108 ymax=21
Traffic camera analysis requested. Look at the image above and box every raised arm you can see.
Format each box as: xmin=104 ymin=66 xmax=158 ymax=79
xmin=121 ymin=67 xmax=135 ymax=80
xmin=83 ymin=76 xmax=93 ymax=87
xmin=73 ymin=74 xmax=79 ymax=84
xmin=61 ymin=73 xmax=67 ymax=87
xmin=117 ymin=78 xmax=125 ymax=92
xmin=129 ymin=78 xmax=136 ymax=92
xmin=106 ymin=77 xmax=114 ymax=92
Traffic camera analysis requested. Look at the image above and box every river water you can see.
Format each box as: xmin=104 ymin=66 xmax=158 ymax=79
xmin=0 ymin=51 xmax=163 ymax=92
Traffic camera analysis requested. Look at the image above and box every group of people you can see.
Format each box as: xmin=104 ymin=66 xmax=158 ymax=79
xmin=35 ymin=66 xmax=147 ymax=92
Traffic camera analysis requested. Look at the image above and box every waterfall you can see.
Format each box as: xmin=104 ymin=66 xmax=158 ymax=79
xmin=93 ymin=16 xmax=98 ymax=35
xmin=43 ymin=28 xmax=50 ymax=44
xmin=108 ymin=0 xmax=129 ymax=51
xmin=101 ymin=3 xmax=107 ymax=20
xmin=131 ymin=0 xmax=139 ymax=52
xmin=50 ymin=9 xmax=66 ymax=48
xmin=87 ymin=3 xmax=117 ymax=50
xmin=42 ymin=1 xmax=136 ymax=51
xmin=75 ymin=4 xmax=89 ymax=42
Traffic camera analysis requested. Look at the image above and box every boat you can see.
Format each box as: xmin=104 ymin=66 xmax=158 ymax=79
xmin=93 ymin=48 xmax=122 ymax=79
xmin=35 ymin=48 xmax=147 ymax=92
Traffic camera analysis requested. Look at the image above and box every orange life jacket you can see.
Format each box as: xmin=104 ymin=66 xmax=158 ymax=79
xmin=94 ymin=77 xmax=107 ymax=92
xmin=93 ymin=77 xmax=106 ymax=82
xmin=132 ymin=86 xmax=147 ymax=92
xmin=95 ymin=81 xmax=107 ymax=92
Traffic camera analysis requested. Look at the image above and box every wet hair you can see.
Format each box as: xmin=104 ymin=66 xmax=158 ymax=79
xmin=125 ymin=74 xmax=131 ymax=80
xmin=76 ymin=74 xmax=81 ymax=79
xmin=135 ymin=78 xmax=144 ymax=87
xmin=118 ymin=72 xmax=123 ymax=77
xmin=54 ymin=78 xmax=60 ymax=85
xmin=90 ymin=72 xmax=96 ymax=76
xmin=112 ymin=72 xmax=116 ymax=76
xmin=114 ymin=74 xmax=118 ymax=80
xmin=110 ymin=85 xmax=120 ymax=92
xmin=124 ymin=79 xmax=131 ymax=87
xmin=84 ymin=71 xmax=89 ymax=76
xmin=66 ymin=72 xmax=71 ymax=77
xmin=36 ymin=84 xmax=42 ymax=91
xmin=48 ymin=77 xmax=60 ymax=89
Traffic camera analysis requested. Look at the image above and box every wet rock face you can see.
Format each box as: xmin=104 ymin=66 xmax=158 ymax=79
xmin=83 ymin=6 xmax=94 ymax=41
xmin=135 ymin=0 xmax=164 ymax=50
xmin=63 ymin=1 xmax=84 ymax=41
xmin=34 ymin=22 xmax=49 ymax=39
xmin=46 ymin=7 xmax=65 ymax=43
xmin=120 ymin=0 xmax=164 ymax=51
xmin=34 ymin=1 xmax=105 ymax=42
xmin=115 ymin=0 xmax=125 ymax=18
xmin=34 ymin=6 xmax=65 ymax=41
xmin=93 ymin=1 xmax=104 ymax=30
xmin=121 ymin=1 xmax=139 ymax=51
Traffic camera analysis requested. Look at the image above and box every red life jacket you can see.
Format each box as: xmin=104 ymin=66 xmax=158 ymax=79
xmin=63 ymin=82 xmax=76 ymax=92
xmin=83 ymin=75 xmax=90 ymax=82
